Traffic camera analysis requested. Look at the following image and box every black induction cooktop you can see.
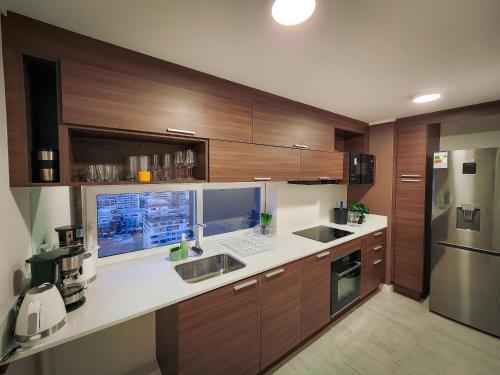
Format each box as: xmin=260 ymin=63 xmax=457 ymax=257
xmin=292 ymin=225 xmax=353 ymax=243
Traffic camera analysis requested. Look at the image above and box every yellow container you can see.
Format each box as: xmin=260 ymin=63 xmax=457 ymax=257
xmin=138 ymin=170 xmax=151 ymax=182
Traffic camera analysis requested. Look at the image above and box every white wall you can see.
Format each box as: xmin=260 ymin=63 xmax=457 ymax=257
xmin=0 ymin=17 xmax=36 ymax=374
xmin=30 ymin=187 xmax=72 ymax=252
xmin=440 ymin=114 xmax=500 ymax=150
xmin=268 ymin=182 xmax=347 ymax=234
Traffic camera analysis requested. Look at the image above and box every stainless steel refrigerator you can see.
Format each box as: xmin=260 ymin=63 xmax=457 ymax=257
xmin=430 ymin=147 xmax=500 ymax=337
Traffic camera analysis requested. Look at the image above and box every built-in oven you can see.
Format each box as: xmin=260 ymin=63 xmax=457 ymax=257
xmin=331 ymin=249 xmax=361 ymax=316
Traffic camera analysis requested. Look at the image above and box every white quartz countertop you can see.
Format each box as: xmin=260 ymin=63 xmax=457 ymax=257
xmin=7 ymin=215 xmax=387 ymax=363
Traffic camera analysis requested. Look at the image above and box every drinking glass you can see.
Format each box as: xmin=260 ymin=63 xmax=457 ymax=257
xmin=151 ymin=154 xmax=162 ymax=182
xmin=184 ymin=149 xmax=196 ymax=180
xmin=174 ymin=151 xmax=184 ymax=181
xmin=96 ymin=164 xmax=105 ymax=182
xmin=126 ymin=156 xmax=138 ymax=181
xmin=85 ymin=164 xmax=97 ymax=182
xmin=104 ymin=164 xmax=114 ymax=182
xmin=162 ymin=153 xmax=172 ymax=181
xmin=138 ymin=155 xmax=151 ymax=182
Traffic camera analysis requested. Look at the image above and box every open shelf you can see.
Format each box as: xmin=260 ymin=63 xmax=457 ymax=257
xmin=65 ymin=125 xmax=208 ymax=185
xmin=335 ymin=128 xmax=367 ymax=153
xmin=24 ymin=55 xmax=61 ymax=184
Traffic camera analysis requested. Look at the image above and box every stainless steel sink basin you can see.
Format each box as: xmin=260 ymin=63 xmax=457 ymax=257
xmin=174 ymin=253 xmax=246 ymax=283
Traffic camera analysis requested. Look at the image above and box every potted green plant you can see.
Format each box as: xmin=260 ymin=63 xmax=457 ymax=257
xmin=350 ymin=203 xmax=369 ymax=224
xmin=260 ymin=213 xmax=273 ymax=235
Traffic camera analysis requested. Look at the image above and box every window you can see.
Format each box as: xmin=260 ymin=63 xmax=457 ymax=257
xmin=96 ymin=190 xmax=196 ymax=257
xmin=203 ymin=187 xmax=261 ymax=236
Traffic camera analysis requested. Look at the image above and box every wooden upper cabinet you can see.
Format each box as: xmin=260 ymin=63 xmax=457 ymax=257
xmin=253 ymin=101 xmax=335 ymax=151
xmin=176 ymin=276 xmax=261 ymax=375
xmin=60 ymin=60 xmax=253 ymax=142
xmin=396 ymin=124 xmax=428 ymax=177
xmin=300 ymin=150 xmax=344 ymax=180
xmin=253 ymin=101 xmax=302 ymax=148
xmin=209 ymin=140 xmax=300 ymax=182
xmin=393 ymin=178 xmax=426 ymax=294
xmin=300 ymin=249 xmax=332 ymax=340
xmin=260 ymin=262 xmax=301 ymax=369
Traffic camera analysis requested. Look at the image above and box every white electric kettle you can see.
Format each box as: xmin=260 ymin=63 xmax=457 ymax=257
xmin=15 ymin=283 xmax=66 ymax=347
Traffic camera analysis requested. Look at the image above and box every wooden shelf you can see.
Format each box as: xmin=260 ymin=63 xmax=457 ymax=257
xmin=69 ymin=179 xmax=207 ymax=186
xmin=62 ymin=125 xmax=209 ymax=186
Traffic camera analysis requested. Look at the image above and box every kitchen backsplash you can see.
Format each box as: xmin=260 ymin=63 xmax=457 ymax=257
xmin=267 ymin=182 xmax=347 ymax=235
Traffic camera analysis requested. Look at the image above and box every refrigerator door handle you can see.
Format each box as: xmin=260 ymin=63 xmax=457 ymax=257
xmin=437 ymin=241 xmax=500 ymax=257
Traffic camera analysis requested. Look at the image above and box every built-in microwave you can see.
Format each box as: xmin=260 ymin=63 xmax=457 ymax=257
xmin=348 ymin=152 xmax=374 ymax=184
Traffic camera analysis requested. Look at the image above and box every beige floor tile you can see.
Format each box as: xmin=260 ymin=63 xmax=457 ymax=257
xmin=272 ymin=286 xmax=500 ymax=375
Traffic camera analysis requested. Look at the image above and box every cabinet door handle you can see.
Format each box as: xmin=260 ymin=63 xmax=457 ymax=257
xmin=254 ymin=177 xmax=271 ymax=181
xmin=401 ymin=179 xmax=421 ymax=183
xmin=373 ymin=232 xmax=383 ymax=237
xmin=316 ymin=251 xmax=330 ymax=260
xmin=373 ymin=259 xmax=382 ymax=265
xmin=318 ymin=176 xmax=331 ymax=180
xmin=234 ymin=279 xmax=258 ymax=292
xmin=293 ymin=144 xmax=309 ymax=149
xmin=373 ymin=245 xmax=383 ymax=251
xmin=265 ymin=268 xmax=284 ymax=279
xmin=166 ymin=128 xmax=196 ymax=136
xmin=400 ymin=174 xmax=420 ymax=178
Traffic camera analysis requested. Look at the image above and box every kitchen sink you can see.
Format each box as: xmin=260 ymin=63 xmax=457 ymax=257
xmin=174 ymin=253 xmax=246 ymax=283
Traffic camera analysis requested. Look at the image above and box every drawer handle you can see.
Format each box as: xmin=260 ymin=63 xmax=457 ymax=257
xmin=254 ymin=177 xmax=271 ymax=181
xmin=265 ymin=268 xmax=284 ymax=279
xmin=293 ymin=144 xmax=309 ymax=149
xmin=316 ymin=251 xmax=330 ymax=260
xmin=373 ymin=232 xmax=383 ymax=237
xmin=234 ymin=279 xmax=258 ymax=292
xmin=166 ymin=128 xmax=196 ymax=136
xmin=400 ymin=174 xmax=420 ymax=178
xmin=318 ymin=177 xmax=331 ymax=180
xmin=373 ymin=259 xmax=382 ymax=265
xmin=373 ymin=245 xmax=383 ymax=251
xmin=401 ymin=179 xmax=421 ymax=183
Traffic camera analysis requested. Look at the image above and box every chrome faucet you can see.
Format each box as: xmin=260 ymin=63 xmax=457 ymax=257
xmin=191 ymin=223 xmax=206 ymax=256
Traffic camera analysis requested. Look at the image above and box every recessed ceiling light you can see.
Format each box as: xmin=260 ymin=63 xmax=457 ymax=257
xmin=412 ymin=93 xmax=442 ymax=103
xmin=272 ymin=0 xmax=316 ymax=26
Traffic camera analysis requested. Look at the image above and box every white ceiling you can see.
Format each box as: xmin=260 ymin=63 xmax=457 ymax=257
xmin=3 ymin=0 xmax=500 ymax=123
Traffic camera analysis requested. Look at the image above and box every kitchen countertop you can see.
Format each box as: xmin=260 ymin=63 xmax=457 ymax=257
xmin=6 ymin=215 xmax=387 ymax=364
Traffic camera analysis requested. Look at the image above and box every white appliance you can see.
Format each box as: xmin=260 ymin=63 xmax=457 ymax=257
xmin=15 ymin=283 xmax=66 ymax=347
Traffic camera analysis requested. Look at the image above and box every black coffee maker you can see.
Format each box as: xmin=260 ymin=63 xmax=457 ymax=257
xmin=26 ymin=245 xmax=86 ymax=312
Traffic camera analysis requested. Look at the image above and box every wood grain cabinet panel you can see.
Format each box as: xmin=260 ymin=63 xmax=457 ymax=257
xmin=300 ymin=249 xmax=332 ymax=340
xmin=260 ymin=262 xmax=301 ymax=369
xmin=393 ymin=178 xmax=426 ymax=294
xmin=396 ymin=124 xmax=428 ymax=177
xmin=209 ymin=140 xmax=300 ymax=182
xmin=362 ymin=238 xmax=386 ymax=298
xmin=176 ymin=276 xmax=261 ymax=375
xmin=300 ymin=150 xmax=344 ymax=180
xmin=253 ymin=101 xmax=335 ymax=151
xmin=61 ymin=60 xmax=253 ymax=142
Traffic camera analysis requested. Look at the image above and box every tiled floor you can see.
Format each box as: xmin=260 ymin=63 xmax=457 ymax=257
xmin=271 ymin=286 xmax=500 ymax=375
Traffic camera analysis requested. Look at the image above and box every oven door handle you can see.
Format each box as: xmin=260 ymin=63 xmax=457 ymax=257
xmin=335 ymin=261 xmax=361 ymax=278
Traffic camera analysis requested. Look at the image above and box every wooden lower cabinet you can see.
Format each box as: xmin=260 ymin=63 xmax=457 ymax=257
xmin=260 ymin=262 xmax=301 ymax=369
xmin=362 ymin=230 xmax=386 ymax=298
xmin=300 ymin=249 xmax=332 ymax=340
xmin=209 ymin=140 xmax=300 ymax=182
xmin=156 ymin=276 xmax=261 ymax=375
xmin=156 ymin=231 xmax=388 ymax=375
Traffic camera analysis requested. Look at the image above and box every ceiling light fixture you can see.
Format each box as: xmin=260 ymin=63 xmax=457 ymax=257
xmin=412 ymin=93 xmax=442 ymax=103
xmin=272 ymin=0 xmax=316 ymax=26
